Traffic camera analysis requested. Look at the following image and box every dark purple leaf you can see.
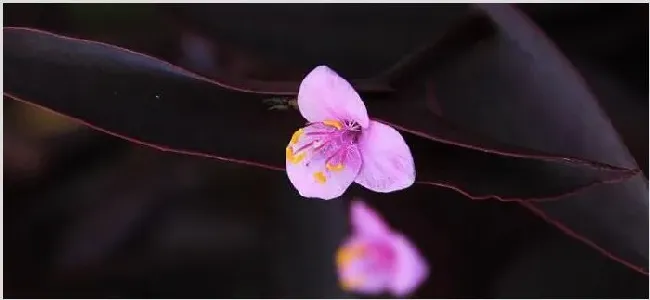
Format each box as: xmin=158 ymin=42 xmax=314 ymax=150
xmin=422 ymin=3 xmax=646 ymax=274
xmin=4 ymin=27 xmax=300 ymax=171
xmin=4 ymin=26 xmax=634 ymax=200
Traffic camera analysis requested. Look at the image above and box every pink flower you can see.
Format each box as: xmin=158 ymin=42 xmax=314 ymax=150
xmin=337 ymin=201 xmax=429 ymax=296
xmin=286 ymin=66 xmax=416 ymax=200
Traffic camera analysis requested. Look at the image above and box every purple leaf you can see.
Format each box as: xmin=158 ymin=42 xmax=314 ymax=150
xmin=428 ymin=4 xmax=647 ymax=274
xmin=4 ymin=26 xmax=633 ymax=199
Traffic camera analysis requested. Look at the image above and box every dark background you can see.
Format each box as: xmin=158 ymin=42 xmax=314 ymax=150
xmin=4 ymin=4 xmax=648 ymax=298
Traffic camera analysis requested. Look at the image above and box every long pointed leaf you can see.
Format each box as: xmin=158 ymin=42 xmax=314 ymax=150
xmin=3 ymin=26 xmax=637 ymax=201
xmin=427 ymin=3 xmax=647 ymax=274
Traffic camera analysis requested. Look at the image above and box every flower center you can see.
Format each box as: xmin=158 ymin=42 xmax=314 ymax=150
xmin=286 ymin=119 xmax=361 ymax=184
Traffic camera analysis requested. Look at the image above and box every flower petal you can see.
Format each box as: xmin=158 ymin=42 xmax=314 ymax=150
xmin=355 ymin=120 xmax=415 ymax=193
xmin=298 ymin=66 xmax=370 ymax=127
xmin=286 ymin=140 xmax=362 ymax=200
xmin=387 ymin=233 xmax=429 ymax=297
xmin=350 ymin=201 xmax=392 ymax=236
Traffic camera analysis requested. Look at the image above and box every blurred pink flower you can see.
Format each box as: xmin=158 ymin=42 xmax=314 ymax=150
xmin=337 ymin=200 xmax=429 ymax=297
xmin=286 ymin=66 xmax=415 ymax=200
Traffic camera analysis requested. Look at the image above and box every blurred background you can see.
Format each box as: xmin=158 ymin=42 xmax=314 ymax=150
xmin=3 ymin=4 xmax=648 ymax=298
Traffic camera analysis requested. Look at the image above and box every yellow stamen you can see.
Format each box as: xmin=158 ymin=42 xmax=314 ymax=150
xmin=286 ymin=146 xmax=294 ymax=160
xmin=323 ymin=119 xmax=343 ymax=130
xmin=286 ymin=146 xmax=306 ymax=164
xmin=313 ymin=171 xmax=327 ymax=184
xmin=326 ymin=162 xmax=345 ymax=172
xmin=290 ymin=128 xmax=303 ymax=145
xmin=336 ymin=244 xmax=366 ymax=268
xmin=336 ymin=244 xmax=368 ymax=290
xmin=292 ymin=152 xmax=305 ymax=164
xmin=339 ymin=276 xmax=366 ymax=290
